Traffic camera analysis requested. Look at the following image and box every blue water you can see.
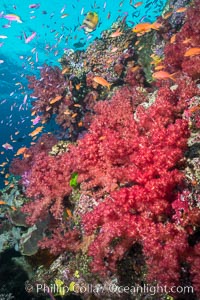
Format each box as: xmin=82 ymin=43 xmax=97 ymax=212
xmin=0 ymin=0 xmax=167 ymax=187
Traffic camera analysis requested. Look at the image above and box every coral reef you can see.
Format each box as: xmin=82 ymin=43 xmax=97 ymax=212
xmin=4 ymin=0 xmax=200 ymax=299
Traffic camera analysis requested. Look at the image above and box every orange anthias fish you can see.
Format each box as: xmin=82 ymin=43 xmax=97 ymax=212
xmin=49 ymin=95 xmax=62 ymax=104
xmin=152 ymin=71 xmax=177 ymax=81
xmin=184 ymin=47 xmax=200 ymax=57
xmin=0 ymin=200 xmax=6 ymax=205
xmin=154 ymin=65 xmax=165 ymax=71
xmin=132 ymin=22 xmax=162 ymax=34
xmin=176 ymin=7 xmax=187 ymax=13
xmin=163 ymin=11 xmax=173 ymax=19
xmin=29 ymin=126 xmax=44 ymax=137
xmin=93 ymin=76 xmax=112 ymax=89
xmin=134 ymin=1 xmax=143 ymax=7
xmin=182 ymin=38 xmax=192 ymax=44
xmin=130 ymin=66 xmax=140 ymax=72
xmin=170 ymin=33 xmax=176 ymax=43
xmin=66 ymin=208 xmax=73 ymax=219
xmin=15 ymin=147 xmax=27 ymax=156
xmin=110 ymin=28 xmax=123 ymax=38
xmin=61 ymin=67 xmax=70 ymax=74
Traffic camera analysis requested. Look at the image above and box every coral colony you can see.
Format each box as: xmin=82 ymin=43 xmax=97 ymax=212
xmin=1 ymin=0 xmax=200 ymax=299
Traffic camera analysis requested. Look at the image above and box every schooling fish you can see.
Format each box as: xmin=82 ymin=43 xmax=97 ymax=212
xmin=3 ymin=14 xmax=22 ymax=23
xmin=25 ymin=32 xmax=37 ymax=43
xmin=2 ymin=143 xmax=13 ymax=150
xmin=29 ymin=3 xmax=40 ymax=9
xmin=82 ymin=11 xmax=99 ymax=33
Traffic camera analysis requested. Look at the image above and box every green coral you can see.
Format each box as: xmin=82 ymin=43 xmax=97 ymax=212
xmin=70 ymin=172 xmax=78 ymax=188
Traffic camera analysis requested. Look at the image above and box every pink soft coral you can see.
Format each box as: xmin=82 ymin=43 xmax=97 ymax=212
xmin=21 ymin=150 xmax=73 ymax=224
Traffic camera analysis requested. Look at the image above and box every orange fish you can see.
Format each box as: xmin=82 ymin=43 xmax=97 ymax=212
xmin=182 ymin=38 xmax=192 ymax=44
xmin=99 ymin=136 xmax=106 ymax=141
xmin=75 ymin=83 xmax=81 ymax=91
xmin=49 ymin=95 xmax=62 ymax=104
xmin=23 ymin=153 xmax=31 ymax=158
xmin=78 ymin=121 xmax=83 ymax=127
xmin=152 ymin=71 xmax=177 ymax=81
xmin=5 ymin=173 xmax=10 ymax=178
xmin=62 ymin=67 xmax=70 ymax=74
xmin=93 ymin=76 xmax=112 ymax=89
xmin=4 ymin=180 xmax=9 ymax=186
xmin=154 ymin=65 xmax=165 ymax=71
xmin=74 ymin=104 xmax=82 ymax=108
xmin=176 ymin=7 xmax=187 ymax=13
xmin=71 ymin=113 xmax=78 ymax=118
xmin=61 ymin=13 xmax=69 ymax=18
xmin=184 ymin=47 xmax=200 ymax=57
xmin=189 ymin=105 xmax=200 ymax=114
xmin=130 ymin=66 xmax=140 ymax=72
xmin=66 ymin=208 xmax=73 ymax=219
xmin=31 ymin=110 xmax=36 ymax=116
xmin=163 ymin=11 xmax=173 ymax=19
xmin=29 ymin=126 xmax=44 ymax=137
xmin=110 ymin=28 xmax=123 ymax=38
xmin=11 ymin=206 xmax=17 ymax=211
xmin=111 ymin=47 xmax=118 ymax=52
xmin=0 ymin=162 xmax=7 ymax=167
xmin=15 ymin=147 xmax=27 ymax=156
xmin=0 ymin=200 xmax=6 ymax=205
xmin=134 ymin=1 xmax=143 ymax=7
xmin=132 ymin=22 xmax=162 ymax=34
xmin=170 ymin=34 xmax=176 ymax=43
xmin=46 ymin=106 xmax=52 ymax=111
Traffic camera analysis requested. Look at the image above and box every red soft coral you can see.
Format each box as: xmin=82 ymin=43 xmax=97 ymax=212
xmin=79 ymin=87 xmax=189 ymax=281
xmin=21 ymin=150 xmax=73 ymax=224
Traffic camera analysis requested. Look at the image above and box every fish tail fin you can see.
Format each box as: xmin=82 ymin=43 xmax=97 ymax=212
xmin=170 ymin=72 xmax=178 ymax=81
xmin=151 ymin=22 xmax=162 ymax=30
xmin=108 ymin=83 xmax=112 ymax=90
